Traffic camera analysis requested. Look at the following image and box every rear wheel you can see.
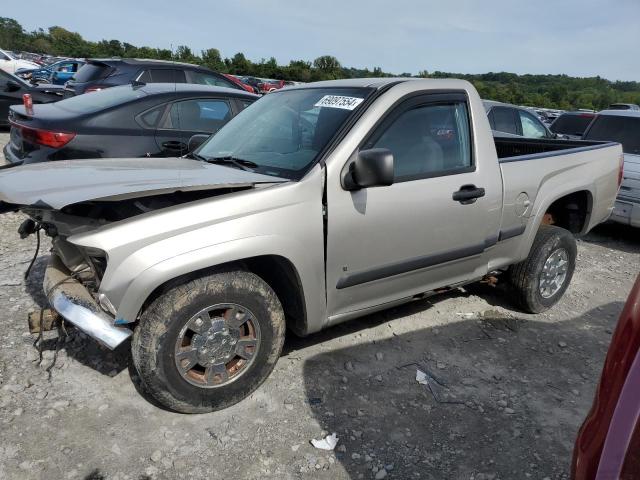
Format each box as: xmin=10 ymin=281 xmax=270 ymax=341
xmin=508 ymin=225 xmax=577 ymax=313
xmin=132 ymin=270 xmax=285 ymax=413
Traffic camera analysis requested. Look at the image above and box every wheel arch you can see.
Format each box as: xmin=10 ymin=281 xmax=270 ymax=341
xmin=131 ymin=254 xmax=309 ymax=338
xmin=542 ymin=189 xmax=594 ymax=235
xmin=513 ymin=188 xmax=594 ymax=263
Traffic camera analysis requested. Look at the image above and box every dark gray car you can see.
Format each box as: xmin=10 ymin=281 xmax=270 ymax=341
xmin=3 ymin=83 xmax=257 ymax=166
xmin=483 ymin=100 xmax=556 ymax=139
xmin=64 ymin=58 xmax=244 ymax=97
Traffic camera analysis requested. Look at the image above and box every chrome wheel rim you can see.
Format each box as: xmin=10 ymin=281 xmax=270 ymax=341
xmin=174 ymin=303 xmax=260 ymax=388
xmin=539 ymin=248 xmax=569 ymax=299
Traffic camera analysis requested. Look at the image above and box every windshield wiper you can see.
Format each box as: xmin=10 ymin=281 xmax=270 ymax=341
xmin=186 ymin=152 xmax=207 ymax=161
xmin=206 ymin=156 xmax=258 ymax=172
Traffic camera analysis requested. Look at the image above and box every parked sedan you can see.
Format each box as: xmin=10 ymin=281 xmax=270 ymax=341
xmin=483 ymin=100 xmax=557 ymax=139
xmin=223 ymin=74 xmax=260 ymax=94
xmin=258 ymin=78 xmax=285 ymax=93
xmin=0 ymin=48 xmax=40 ymax=74
xmin=0 ymin=69 xmax=64 ymax=127
xmin=3 ymin=83 xmax=257 ymax=166
xmin=16 ymin=59 xmax=85 ymax=85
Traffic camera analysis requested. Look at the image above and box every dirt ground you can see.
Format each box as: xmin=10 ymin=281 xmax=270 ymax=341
xmin=0 ymin=132 xmax=638 ymax=480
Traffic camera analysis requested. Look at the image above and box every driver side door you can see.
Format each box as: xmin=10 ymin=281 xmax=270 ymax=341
xmin=325 ymin=92 xmax=502 ymax=320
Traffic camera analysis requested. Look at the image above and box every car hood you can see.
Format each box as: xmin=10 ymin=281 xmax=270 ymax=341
xmin=15 ymin=67 xmax=44 ymax=74
xmin=0 ymin=157 xmax=288 ymax=211
xmin=31 ymin=83 xmax=65 ymax=96
xmin=18 ymin=60 xmax=40 ymax=69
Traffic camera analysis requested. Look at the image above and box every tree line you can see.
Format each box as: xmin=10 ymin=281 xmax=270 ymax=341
xmin=2 ymin=16 xmax=639 ymax=110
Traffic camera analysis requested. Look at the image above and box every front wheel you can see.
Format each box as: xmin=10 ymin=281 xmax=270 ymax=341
xmin=132 ymin=270 xmax=286 ymax=413
xmin=508 ymin=225 xmax=577 ymax=313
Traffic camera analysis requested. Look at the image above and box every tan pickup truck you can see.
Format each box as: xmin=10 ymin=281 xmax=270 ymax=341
xmin=0 ymin=78 xmax=623 ymax=412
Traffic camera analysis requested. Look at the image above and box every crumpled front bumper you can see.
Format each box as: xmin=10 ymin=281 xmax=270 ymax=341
xmin=43 ymin=253 xmax=132 ymax=349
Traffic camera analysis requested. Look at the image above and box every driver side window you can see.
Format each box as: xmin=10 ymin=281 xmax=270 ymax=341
xmin=366 ymin=99 xmax=473 ymax=182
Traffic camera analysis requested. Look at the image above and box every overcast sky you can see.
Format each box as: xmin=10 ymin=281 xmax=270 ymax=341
xmin=6 ymin=0 xmax=639 ymax=81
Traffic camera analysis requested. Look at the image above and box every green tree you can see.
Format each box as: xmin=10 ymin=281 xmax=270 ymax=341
xmin=228 ymin=52 xmax=252 ymax=75
xmin=48 ymin=26 xmax=88 ymax=57
xmin=313 ymin=55 xmax=341 ymax=72
xmin=175 ymin=45 xmax=197 ymax=63
xmin=201 ymin=48 xmax=225 ymax=72
xmin=0 ymin=17 xmax=25 ymax=50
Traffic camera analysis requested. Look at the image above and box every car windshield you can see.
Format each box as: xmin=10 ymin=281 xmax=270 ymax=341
xmin=197 ymin=87 xmax=372 ymax=179
xmin=54 ymin=85 xmax=148 ymax=114
xmin=584 ymin=115 xmax=640 ymax=155
xmin=72 ymin=62 xmax=111 ymax=83
xmin=550 ymin=114 xmax=595 ymax=136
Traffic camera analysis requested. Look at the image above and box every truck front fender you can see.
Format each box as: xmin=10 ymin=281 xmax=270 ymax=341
xmin=112 ymin=234 xmax=326 ymax=334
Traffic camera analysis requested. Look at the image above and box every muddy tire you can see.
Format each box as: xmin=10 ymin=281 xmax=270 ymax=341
xmin=508 ymin=225 xmax=577 ymax=314
xmin=132 ymin=270 xmax=285 ymax=413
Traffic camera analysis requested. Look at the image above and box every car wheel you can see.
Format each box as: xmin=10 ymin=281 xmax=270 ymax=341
xmin=132 ymin=269 xmax=286 ymax=413
xmin=508 ymin=225 xmax=577 ymax=313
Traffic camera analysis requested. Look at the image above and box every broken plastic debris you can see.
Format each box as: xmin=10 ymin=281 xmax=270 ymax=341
xmin=416 ymin=369 xmax=429 ymax=385
xmin=311 ymin=432 xmax=339 ymax=450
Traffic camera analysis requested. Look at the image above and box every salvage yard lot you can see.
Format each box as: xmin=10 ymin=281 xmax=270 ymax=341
xmin=0 ymin=131 xmax=638 ymax=480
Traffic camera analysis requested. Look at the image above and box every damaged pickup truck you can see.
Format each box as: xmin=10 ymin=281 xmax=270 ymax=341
xmin=0 ymin=78 xmax=623 ymax=413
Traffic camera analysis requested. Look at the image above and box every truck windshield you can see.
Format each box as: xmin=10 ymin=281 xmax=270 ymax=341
xmin=197 ymin=87 xmax=372 ymax=179
xmin=584 ymin=115 xmax=640 ymax=155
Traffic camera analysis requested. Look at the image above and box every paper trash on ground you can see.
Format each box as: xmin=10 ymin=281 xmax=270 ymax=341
xmin=311 ymin=432 xmax=339 ymax=450
xmin=416 ymin=369 xmax=430 ymax=385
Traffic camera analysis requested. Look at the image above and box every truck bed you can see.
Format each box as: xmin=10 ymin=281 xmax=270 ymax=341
xmin=494 ymin=137 xmax=614 ymax=161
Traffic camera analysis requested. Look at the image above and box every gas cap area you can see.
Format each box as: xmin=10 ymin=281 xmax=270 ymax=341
xmin=515 ymin=192 xmax=531 ymax=217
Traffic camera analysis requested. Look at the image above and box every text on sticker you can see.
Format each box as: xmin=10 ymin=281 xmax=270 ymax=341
xmin=314 ymin=95 xmax=364 ymax=110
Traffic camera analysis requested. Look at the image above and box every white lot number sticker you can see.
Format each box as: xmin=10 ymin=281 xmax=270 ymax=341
xmin=314 ymin=95 xmax=364 ymax=110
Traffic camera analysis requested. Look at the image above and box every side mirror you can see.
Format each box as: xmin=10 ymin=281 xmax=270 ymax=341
xmin=6 ymin=80 xmax=21 ymax=92
xmin=343 ymin=148 xmax=394 ymax=191
xmin=188 ymin=134 xmax=210 ymax=153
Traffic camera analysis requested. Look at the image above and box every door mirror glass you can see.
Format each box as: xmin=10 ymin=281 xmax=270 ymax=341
xmin=343 ymin=148 xmax=394 ymax=190
xmin=188 ymin=134 xmax=210 ymax=153
xmin=6 ymin=80 xmax=21 ymax=92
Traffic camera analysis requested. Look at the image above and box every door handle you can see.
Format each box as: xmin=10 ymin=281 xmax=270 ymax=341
xmin=452 ymin=184 xmax=485 ymax=205
xmin=162 ymin=141 xmax=187 ymax=150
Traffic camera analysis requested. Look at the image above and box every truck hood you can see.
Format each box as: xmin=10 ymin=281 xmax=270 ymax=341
xmin=0 ymin=157 xmax=288 ymax=211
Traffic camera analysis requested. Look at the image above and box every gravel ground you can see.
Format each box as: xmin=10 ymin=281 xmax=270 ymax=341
xmin=0 ymin=131 xmax=638 ymax=480
xmin=0 ymin=131 xmax=7 ymax=165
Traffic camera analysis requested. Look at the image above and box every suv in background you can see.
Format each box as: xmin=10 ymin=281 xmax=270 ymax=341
xmin=483 ymin=100 xmax=556 ymax=139
xmin=549 ymin=111 xmax=596 ymax=139
xmin=608 ymin=103 xmax=640 ymax=111
xmin=583 ymin=110 xmax=640 ymax=227
xmin=64 ymin=58 xmax=243 ymax=96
